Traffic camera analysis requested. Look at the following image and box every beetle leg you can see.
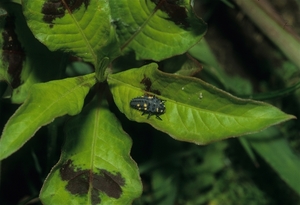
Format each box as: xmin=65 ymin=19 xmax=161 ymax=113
xmin=156 ymin=115 xmax=162 ymax=120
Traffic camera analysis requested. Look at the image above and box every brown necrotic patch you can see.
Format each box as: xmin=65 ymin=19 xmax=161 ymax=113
xmin=150 ymin=0 xmax=190 ymax=28
xmin=42 ymin=0 xmax=90 ymax=27
xmin=1 ymin=16 xmax=25 ymax=88
xmin=60 ymin=160 xmax=125 ymax=204
xmin=93 ymin=169 xmax=125 ymax=199
xmin=140 ymin=74 xmax=152 ymax=92
xmin=140 ymin=75 xmax=161 ymax=95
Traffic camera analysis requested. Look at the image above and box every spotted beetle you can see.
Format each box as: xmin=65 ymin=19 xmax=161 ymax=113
xmin=130 ymin=95 xmax=165 ymax=120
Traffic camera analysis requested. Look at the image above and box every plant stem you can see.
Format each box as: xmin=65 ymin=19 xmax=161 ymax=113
xmin=233 ymin=0 xmax=300 ymax=69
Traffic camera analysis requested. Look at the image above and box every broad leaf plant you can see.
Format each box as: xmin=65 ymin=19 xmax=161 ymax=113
xmin=0 ymin=0 xmax=295 ymax=204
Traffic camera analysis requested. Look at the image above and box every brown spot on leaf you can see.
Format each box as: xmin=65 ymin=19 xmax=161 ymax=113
xmin=60 ymin=159 xmax=94 ymax=197
xmin=93 ymin=169 xmax=125 ymax=199
xmin=91 ymin=189 xmax=101 ymax=205
xmin=150 ymin=0 xmax=190 ymax=28
xmin=1 ymin=16 xmax=25 ymax=88
xmin=60 ymin=159 xmax=125 ymax=204
xmin=140 ymin=74 xmax=152 ymax=92
xmin=42 ymin=0 xmax=90 ymax=28
xmin=140 ymin=75 xmax=161 ymax=95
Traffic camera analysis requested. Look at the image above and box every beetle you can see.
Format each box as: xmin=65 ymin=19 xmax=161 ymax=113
xmin=130 ymin=95 xmax=165 ymax=120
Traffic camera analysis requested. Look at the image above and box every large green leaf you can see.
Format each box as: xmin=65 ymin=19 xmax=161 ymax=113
xmin=246 ymin=127 xmax=300 ymax=195
xmin=0 ymin=73 xmax=96 ymax=160
xmin=107 ymin=63 xmax=295 ymax=144
xmin=40 ymin=95 xmax=142 ymax=205
xmin=109 ymin=0 xmax=207 ymax=61
xmin=0 ymin=3 xmax=67 ymax=103
xmin=22 ymin=0 xmax=118 ymax=66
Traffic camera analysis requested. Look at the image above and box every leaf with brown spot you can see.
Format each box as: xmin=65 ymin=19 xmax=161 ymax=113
xmin=109 ymin=0 xmax=207 ymax=61
xmin=42 ymin=0 xmax=90 ymax=28
xmin=22 ymin=0 xmax=206 ymax=67
xmin=23 ymin=0 xmax=119 ymax=67
xmin=150 ymin=0 xmax=190 ymax=28
xmin=40 ymin=95 xmax=142 ymax=205
xmin=0 ymin=4 xmax=67 ymax=103
xmin=1 ymin=15 xmax=24 ymax=88
xmin=108 ymin=63 xmax=295 ymax=144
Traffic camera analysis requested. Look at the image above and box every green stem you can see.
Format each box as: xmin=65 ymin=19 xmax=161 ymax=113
xmin=241 ymin=81 xmax=300 ymax=100
xmin=233 ymin=0 xmax=300 ymax=69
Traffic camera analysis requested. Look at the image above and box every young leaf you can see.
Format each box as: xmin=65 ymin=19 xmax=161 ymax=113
xmin=40 ymin=96 xmax=142 ymax=205
xmin=107 ymin=63 xmax=295 ymax=144
xmin=109 ymin=0 xmax=207 ymax=61
xmin=0 ymin=73 xmax=96 ymax=160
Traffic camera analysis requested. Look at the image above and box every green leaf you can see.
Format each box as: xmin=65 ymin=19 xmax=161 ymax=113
xmin=22 ymin=0 xmax=206 ymax=68
xmin=246 ymin=127 xmax=300 ymax=195
xmin=239 ymin=137 xmax=258 ymax=167
xmin=0 ymin=3 xmax=67 ymax=103
xmin=109 ymin=0 xmax=207 ymax=61
xmin=107 ymin=63 xmax=295 ymax=144
xmin=160 ymin=53 xmax=202 ymax=76
xmin=0 ymin=73 xmax=96 ymax=160
xmin=243 ymin=81 xmax=300 ymax=101
xmin=188 ymin=40 xmax=253 ymax=95
xmin=22 ymin=0 xmax=118 ymax=66
xmin=40 ymin=96 xmax=142 ymax=205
